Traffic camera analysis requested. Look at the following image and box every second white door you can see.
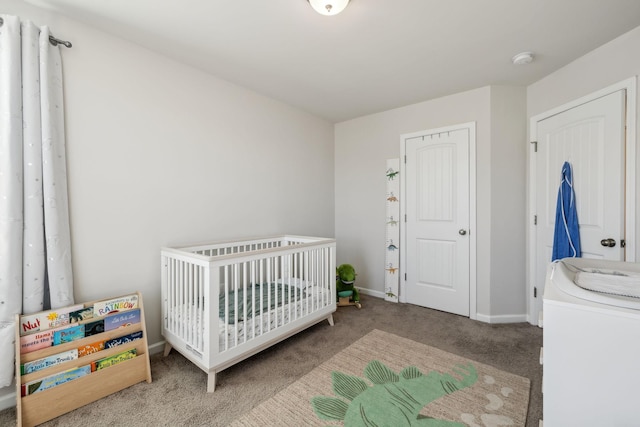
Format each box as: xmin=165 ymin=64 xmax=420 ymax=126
xmin=532 ymin=89 xmax=626 ymax=323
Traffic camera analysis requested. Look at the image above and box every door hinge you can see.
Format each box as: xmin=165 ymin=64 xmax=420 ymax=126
xmin=534 ymin=215 xmax=537 ymax=225
xmin=404 ymin=155 xmax=407 ymax=163
xmin=534 ymin=287 xmax=537 ymax=298
xmin=404 ymin=214 xmax=407 ymax=222
xmin=530 ymin=141 xmax=538 ymax=152
xmin=404 ymin=273 xmax=407 ymax=281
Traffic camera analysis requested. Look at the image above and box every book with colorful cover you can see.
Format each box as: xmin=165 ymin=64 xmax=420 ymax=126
xmin=84 ymin=319 xmax=105 ymax=337
xmin=20 ymin=328 xmax=60 ymax=354
xmin=21 ymin=349 xmax=79 ymax=375
xmin=52 ymin=324 xmax=85 ymax=345
xmin=104 ymin=309 xmax=141 ymax=331
xmin=93 ymin=294 xmax=139 ymax=317
xmin=21 ymin=365 xmax=91 ymax=396
xmin=69 ymin=306 xmax=94 ymax=323
xmin=91 ymin=348 xmax=136 ymax=372
xmin=104 ymin=331 xmax=143 ymax=349
xmin=77 ymin=340 xmax=105 ymax=357
xmin=19 ymin=304 xmax=83 ymax=336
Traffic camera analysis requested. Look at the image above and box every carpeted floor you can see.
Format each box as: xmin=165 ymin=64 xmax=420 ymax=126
xmin=232 ymin=329 xmax=531 ymax=426
xmin=0 ymin=296 xmax=542 ymax=426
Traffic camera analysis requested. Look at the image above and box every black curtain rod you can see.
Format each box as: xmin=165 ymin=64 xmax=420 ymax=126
xmin=0 ymin=18 xmax=72 ymax=48
xmin=49 ymin=35 xmax=72 ymax=48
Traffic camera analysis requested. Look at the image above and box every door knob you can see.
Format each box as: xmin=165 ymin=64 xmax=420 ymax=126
xmin=600 ymin=238 xmax=616 ymax=247
xmin=459 ymin=229 xmax=467 ymax=236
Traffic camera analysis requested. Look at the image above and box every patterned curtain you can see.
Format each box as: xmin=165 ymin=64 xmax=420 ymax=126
xmin=0 ymin=15 xmax=74 ymax=387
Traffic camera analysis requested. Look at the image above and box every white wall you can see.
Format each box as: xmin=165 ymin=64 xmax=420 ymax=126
xmin=527 ymin=26 xmax=640 ymax=261
xmin=1 ymin=1 xmax=335 ymax=403
xmin=335 ymin=86 xmax=529 ymax=320
xmin=489 ymin=86 xmax=527 ymax=319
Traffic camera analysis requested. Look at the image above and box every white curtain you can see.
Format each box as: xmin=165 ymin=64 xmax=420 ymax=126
xmin=0 ymin=15 xmax=74 ymax=387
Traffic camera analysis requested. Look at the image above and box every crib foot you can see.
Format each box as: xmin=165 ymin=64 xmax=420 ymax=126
xmin=207 ymin=372 xmax=216 ymax=393
xmin=163 ymin=342 xmax=172 ymax=357
xmin=327 ymin=314 xmax=335 ymax=326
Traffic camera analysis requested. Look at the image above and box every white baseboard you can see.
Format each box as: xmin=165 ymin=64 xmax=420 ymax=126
xmin=475 ymin=313 xmax=528 ymax=324
xmin=148 ymin=340 xmax=166 ymax=355
xmin=0 ymin=388 xmax=15 ymax=411
xmin=359 ymin=290 xmax=527 ymax=324
xmin=357 ymin=287 xmax=386 ymax=299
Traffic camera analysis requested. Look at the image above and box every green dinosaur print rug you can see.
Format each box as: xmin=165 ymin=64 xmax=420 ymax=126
xmin=230 ymin=330 xmax=530 ymax=426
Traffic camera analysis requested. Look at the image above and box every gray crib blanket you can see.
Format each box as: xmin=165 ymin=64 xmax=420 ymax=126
xmin=219 ymin=283 xmax=302 ymax=324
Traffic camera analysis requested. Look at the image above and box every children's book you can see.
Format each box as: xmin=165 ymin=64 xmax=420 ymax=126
xmin=93 ymin=294 xmax=139 ymax=317
xmin=104 ymin=309 xmax=141 ymax=331
xmin=91 ymin=348 xmax=136 ymax=371
xmin=21 ymin=365 xmax=91 ymax=396
xmin=69 ymin=306 xmax=94 ymax=323
xmin=77 ymin=340 xmax=105 ymax=357
xmin=105 ymin=331 xmax=143 ymax=349
xmin=84 ymin=319 xmax=105 ymax=337
xmin=21 ymin=349 xmax=79 ymax=375
xmin=20 ymin=328 xmax=60 ymax=354
xmin=52 ymin=324 xmax=85 ymax=345
xmin=19 ymin=304 xmax=83 ymax=336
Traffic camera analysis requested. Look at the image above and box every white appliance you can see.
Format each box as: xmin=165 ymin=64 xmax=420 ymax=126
xmin=542 ymin=258 xmax=640 ymax=426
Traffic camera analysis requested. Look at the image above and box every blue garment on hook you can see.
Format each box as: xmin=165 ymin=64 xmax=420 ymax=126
xmin=552 ymin=161 xmax=581 ymax=261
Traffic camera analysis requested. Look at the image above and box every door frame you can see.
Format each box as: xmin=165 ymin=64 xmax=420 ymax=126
xmin=527 ymin=77 xmax=637 ymax=325
xmin=400 ymin=121 xmax=477 ymax=320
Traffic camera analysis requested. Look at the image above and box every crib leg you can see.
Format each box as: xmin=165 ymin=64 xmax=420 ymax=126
xmin=327 ymin=314 xmax=335 ymax=326
xmin=163 ymin=342 xmax=172 ymax=357
xmin=207 ymin=372 xmax=216 ymax=393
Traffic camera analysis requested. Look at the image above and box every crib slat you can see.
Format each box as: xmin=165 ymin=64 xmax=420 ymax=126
xmin=224 ymin=265 xmax=230 ymax=352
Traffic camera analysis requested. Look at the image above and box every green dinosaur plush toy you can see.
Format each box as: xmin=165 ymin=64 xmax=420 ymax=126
xmin=336 ymin=264 xmax=361 ymax=308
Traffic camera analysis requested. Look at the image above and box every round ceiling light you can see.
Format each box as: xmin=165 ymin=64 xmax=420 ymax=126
xmin=308 ymin=0 xmax=350 ymax=16
xmin=512 ymin=52 xmax=534 ymax=65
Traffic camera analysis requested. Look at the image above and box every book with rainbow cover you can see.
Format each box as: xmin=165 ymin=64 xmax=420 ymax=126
xmin=93 ymin=294 xmax=139 ymax=317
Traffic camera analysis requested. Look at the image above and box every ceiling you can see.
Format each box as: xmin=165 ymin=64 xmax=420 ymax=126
xmin=23 ymin=0 xmax=640 ymax=122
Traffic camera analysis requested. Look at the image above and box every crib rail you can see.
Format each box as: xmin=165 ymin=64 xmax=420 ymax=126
xmin=161 ymin=236 xmax=335 ymax=370
xmin=168 ymin=235 xmax=330 ymax=259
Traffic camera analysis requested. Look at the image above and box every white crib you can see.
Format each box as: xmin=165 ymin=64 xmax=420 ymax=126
xmin=161 ymin=235 xmax=336 ymax=392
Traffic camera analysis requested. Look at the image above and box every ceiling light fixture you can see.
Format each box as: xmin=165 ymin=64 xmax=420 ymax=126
xmin=308 ymin=0 xmax=350 ymax=16
xmin=512 ymin=52 xmax=534 ymax=65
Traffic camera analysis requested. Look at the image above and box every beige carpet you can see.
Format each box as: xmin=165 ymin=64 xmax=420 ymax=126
xmin=231 ymin=329 xmax=530 ymax=426
xmin=0 ymin=296 xmax=542 ymax=426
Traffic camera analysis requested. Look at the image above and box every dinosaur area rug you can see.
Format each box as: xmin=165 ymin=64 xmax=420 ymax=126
xmin=230 ymin=329 xmax=530 ymax=426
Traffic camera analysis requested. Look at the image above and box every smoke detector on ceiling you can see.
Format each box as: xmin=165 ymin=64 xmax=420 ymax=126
xmin=512 ymin=52 xmax=534 ymax=65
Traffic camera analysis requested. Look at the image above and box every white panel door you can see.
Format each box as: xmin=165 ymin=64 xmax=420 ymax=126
xmin=534 ymin=90 xmax=626 ymax=320
xmin=405 ymin=128 xmax=469 ymax=316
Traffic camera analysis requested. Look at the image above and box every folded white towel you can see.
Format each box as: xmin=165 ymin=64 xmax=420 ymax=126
xmin=574 ymin=269 xmax=640 ymax=299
